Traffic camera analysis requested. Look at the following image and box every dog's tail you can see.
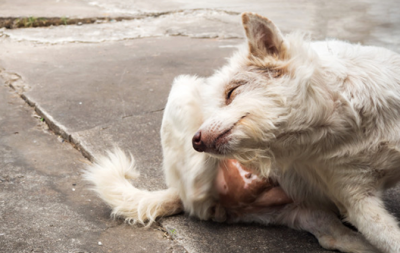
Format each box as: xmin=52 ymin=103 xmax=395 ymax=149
xmin=83 ymin=148 xmax=183 ymax=225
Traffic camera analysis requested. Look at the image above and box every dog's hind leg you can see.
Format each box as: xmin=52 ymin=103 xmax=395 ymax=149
xmin=276 ymin=207 xmax=378 ymax=253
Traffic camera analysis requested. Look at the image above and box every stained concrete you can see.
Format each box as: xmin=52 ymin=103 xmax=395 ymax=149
xmin=1 ymin=0 xmax=400 ymax=252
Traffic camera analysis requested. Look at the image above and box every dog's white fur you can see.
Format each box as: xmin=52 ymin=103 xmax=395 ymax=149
xmin=84 ymin=75 xmax=376 ymax=253
xmin=84 ymin=13 xmax=400 ymax=253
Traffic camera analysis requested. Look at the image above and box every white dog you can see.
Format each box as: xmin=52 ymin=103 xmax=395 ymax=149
xmin=85 ymin=13 xmax=400 ymax=253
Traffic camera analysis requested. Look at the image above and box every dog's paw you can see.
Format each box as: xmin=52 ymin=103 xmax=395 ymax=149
xmin=318 ymin=232 xmax=379 ymax=253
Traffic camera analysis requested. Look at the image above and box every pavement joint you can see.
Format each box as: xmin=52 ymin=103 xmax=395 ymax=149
xmin=0 ymin=17 xmax=128 ymax=29
xmin=0 ymin=80 xmax=72 ymax=145
xmin=0 ymin=9 xmax=243 ymax=44
xmin=0 ymin=68 xmax=161 ymax=162
xmin=0 ymin=72 xmax=87 ymax=159
xmin=0 ymin=9 xmax=240 ymax=29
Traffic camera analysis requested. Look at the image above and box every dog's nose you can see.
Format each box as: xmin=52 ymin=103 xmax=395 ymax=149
xmin=192 ymin=131 xmax=206 ymax=152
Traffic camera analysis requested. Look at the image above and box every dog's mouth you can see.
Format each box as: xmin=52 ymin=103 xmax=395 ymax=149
xmin=212 ymin=129 xmax=233 ymax=153
xmin=209 ymin=113 xmax=249 ymax=155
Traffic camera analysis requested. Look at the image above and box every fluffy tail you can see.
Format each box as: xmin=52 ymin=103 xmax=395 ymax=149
xmin=83 ymin=148 xmax=183 ymax=225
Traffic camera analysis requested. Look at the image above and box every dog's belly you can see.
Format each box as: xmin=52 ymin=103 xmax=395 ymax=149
xmin=215 ymin=159 xmax=292 ymax=215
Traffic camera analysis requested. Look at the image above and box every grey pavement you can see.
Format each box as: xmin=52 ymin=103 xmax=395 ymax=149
xmin=0 ymin=82 xmax=185 ymax=253
xmin=1 ymin=1 xmax=400 ymax=252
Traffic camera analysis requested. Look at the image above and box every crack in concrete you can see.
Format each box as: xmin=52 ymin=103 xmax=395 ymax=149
xmin=0 ymin=8 xmax=240 ymax=29
xmin=0 ymin=8 xmax=243 ymax=44
xmin=123 ymin=108 xmax=165 ymax=119
xmin=0 ymin=68 xmax=29 ymax=94
xmin=0 ymin=17 xmax=110 ymax=29
xmin=0 ymin=67 xmax=165 ymax=162
xmin=0 ymin=67 xmax=88 ymax=161
xmin=0 ymin=68 xmax=75 ymax=151
xmin=148 ymin=108 xmax=165 ymax=113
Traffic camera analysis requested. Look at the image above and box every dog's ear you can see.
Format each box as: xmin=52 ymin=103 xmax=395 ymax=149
xmin=242 ymin=13 xmax=285 ymax=59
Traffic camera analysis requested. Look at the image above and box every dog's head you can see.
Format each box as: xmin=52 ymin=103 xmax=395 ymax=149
xmin=192 ymin=13 xmax=330 ymax=174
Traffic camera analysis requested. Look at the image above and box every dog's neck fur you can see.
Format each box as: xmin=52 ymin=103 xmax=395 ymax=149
xmin=269 ymin=37 xmax=358 ymax=162
xmin=265 ymin=39 xmax=400 ymax=177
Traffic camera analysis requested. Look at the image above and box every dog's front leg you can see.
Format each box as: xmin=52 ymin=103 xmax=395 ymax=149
xmin=342 ymin=195 xmax=400 ymax=253
xmin=277 ymin=206 xmax=378 ymax=253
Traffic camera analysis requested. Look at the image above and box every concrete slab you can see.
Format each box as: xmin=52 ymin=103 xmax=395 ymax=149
xmin=0 ymin=81 xmax=181 ymax=252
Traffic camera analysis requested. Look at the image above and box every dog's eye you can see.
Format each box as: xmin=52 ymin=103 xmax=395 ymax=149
xmin=226 ymin=86 xmax=240 ymax=105
xmin=225 ymin=80 xmax=246 ymax=105
xmin=227 ymin=87 xmax=238 ymax=100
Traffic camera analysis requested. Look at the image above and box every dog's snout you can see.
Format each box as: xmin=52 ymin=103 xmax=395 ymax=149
xmin=192 ymin=131 xmax=206 ymax=152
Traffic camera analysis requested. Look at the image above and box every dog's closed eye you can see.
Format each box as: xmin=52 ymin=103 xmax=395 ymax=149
xmin=225 ymin=81 xmax=247 ymax=105
xmin=226 ymin=86 xmax=238 ymax=99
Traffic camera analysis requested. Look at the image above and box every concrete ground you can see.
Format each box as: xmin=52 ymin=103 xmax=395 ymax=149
xmin=0 ymin=1 xmax=400 ymax=252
